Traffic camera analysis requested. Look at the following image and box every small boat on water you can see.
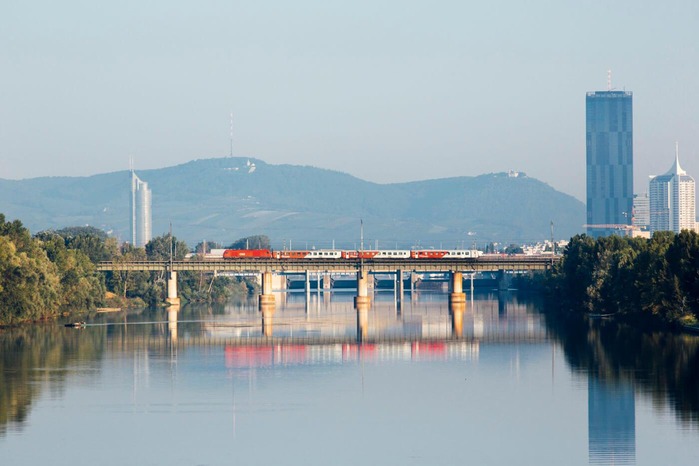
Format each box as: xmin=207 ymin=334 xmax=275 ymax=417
xmin=95 ymin=307 xmax=121 ymax=313
xmin=64 ymin=321 xmax=86 ymax=328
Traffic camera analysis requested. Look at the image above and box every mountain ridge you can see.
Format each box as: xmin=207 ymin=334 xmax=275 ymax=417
xmin=0 ymin=157 xmax=585 ymax=247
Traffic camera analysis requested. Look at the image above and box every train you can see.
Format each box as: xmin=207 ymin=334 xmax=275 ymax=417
xmin=221 ymin=249 xmax=483 ymax=260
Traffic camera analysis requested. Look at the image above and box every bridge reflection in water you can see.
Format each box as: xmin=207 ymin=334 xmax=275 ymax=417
xmin=103 ymin=291 xmax=548 ymax=362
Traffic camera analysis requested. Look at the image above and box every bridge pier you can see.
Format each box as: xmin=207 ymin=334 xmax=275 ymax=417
xmin=259 ymin=271 xmax=275 ymax=309
xmin=449 ymin=271 xmax=466 ymax=305
xmin=166 ymin=271 xmax=181 ymax=307
xmin=323 ymin=273 xmax=332 ymax=290
xmin=396 ymin=269 xmax=404 ymax=298
xmin=305 ymin=271 xmax=311 ymax=298
xmin=354 ymin=270 xmax=371 ymax=307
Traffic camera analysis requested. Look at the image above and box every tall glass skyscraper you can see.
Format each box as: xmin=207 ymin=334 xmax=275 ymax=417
xmin=131 ymin=171 xmax=152 ymax=247
xmin=586 ymin=90 xmax=633 ymax=237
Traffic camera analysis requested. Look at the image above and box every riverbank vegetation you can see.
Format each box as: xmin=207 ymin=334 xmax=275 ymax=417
xmin=546 ymin=231 xmax=699 ymax=327
xmin=0 ymin=213 xmax=262 ymax=325
xmin=543 ymin=310 xmax=699 ymax=426
xmin=0 ymin=216 xmax=106 ymax=325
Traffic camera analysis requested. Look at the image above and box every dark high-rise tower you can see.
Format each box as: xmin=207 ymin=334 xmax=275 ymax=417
xmin=586 ymin=90 xmax=633 ymax=237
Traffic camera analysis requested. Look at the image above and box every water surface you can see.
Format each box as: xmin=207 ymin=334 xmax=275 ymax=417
xmin=1 ymin=291 xmax=698 ymax=465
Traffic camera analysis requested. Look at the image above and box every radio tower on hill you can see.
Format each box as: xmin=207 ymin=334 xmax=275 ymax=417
xmin=229 ymin=112 xmax=234 ymax=157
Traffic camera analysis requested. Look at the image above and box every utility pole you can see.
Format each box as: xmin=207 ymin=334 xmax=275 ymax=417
xmin=169 ymin=222 xmax=173 ymax=268
xmin=360 ymin=219 xmax=364 ymax=252
xmin=550 ymin=221 xmax=555 ymax=255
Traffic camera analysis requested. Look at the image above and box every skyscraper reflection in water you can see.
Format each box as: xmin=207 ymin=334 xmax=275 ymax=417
xmin=588 ymin=377 xmax=636 ymax=464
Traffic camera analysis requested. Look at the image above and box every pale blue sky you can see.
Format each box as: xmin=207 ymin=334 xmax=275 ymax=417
xmin=1 ymin=0 xmax=698 ymax=201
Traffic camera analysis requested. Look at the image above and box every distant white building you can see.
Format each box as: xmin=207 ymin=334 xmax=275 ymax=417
xmin=632 ymin=193 xmax=649 ymax=230
xmin=131 ymin=171 xmax=152 ymax=247
xmin=649 ymin=144 xmax=696 ymax=234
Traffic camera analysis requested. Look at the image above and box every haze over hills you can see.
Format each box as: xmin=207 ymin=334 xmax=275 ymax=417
xmin=0 ymin=157 xmax=585 ymax=248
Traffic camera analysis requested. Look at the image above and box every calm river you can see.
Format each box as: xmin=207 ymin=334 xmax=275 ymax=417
xmin=1 ymin=290 xmax=698 ymax=465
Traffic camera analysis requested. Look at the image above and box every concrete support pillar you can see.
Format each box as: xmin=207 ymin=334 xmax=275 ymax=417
xmin=396 ymin=269 xmax=404 ymax=298
xmin=259 ymin=271 xmax=275 ymax=308
xmin=166 ymin=271 xmax=181 ymax=307
xmin=411 ymin=271 xmax=421 ymax=294
xmin=323 ymin=273 xmax=332 ymax=290
xmin=354 ymin=270 xmax=371 ymax=307
xmin=449 ymin=271 xmax=466 ymax=305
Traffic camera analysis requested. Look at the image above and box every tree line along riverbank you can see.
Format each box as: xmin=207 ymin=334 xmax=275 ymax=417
xmin=545 ymin=231 xmax=699 ymax=329
xmin=4 ymin=210 xmax=699 ymax=329
xmin=0 ymin=214 xmax=259 ymax=326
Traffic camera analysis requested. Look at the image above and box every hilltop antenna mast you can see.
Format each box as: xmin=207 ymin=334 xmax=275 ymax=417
xmin=229 ymin=112 xmax=234 ymax=157
xmin=607 ymin=69 xmax=612 ymax=91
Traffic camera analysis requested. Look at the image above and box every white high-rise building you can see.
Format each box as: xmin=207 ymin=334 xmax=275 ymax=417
xmin=649 ymin=144 xmax=695 ymax=234
xmin=632 ymin=193 xmax=650 ymax=230
xmin=131 ymin=171 xmax=152 ymax=247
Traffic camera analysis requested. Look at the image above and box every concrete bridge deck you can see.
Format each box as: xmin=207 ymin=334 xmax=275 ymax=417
xmin=96 ymin=256 xmax=558 ymax=273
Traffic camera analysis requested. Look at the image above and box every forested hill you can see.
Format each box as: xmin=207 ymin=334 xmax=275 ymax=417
xmin=0 ymin=157 xmax=584 ymax=247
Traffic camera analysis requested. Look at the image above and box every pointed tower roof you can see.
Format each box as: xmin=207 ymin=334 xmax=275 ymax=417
xmin=664 ymin=142 xmax=687 ymax=176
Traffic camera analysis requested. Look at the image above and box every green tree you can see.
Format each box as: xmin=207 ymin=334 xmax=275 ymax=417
xmin=227 ymin=235 xmax=271 ymax=250
xmin=33 ymin=232 xmax=106 ymax=312
xmin=106 ymin=244 xmax=149 ymax=299
xmin=504 ymin=244 xmax=524 ymax=255
xmin=0 ymin=221 xmax=61 ymax=325
xmin=145 ymin=233 xmax=189 ymax=261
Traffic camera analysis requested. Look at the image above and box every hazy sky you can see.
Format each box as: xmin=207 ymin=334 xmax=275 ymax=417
xmin=1 ymin=0 xmax=698 ymax=201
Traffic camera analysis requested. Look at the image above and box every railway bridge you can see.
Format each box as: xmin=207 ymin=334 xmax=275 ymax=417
xmin=96 ymin=256 xmax=558 ymax=308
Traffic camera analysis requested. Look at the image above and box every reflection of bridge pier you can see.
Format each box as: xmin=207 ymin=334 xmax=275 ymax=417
xmin=167 ymin=307 xmax=178 ymax=343
xmin=395 ymin=269 xmax=404 ymax=311
xmin=450 ymin=301 xmax=465 ymax=338
xmin=356 ymin=301 xmax=369 ymax=342
xmin=498 ymin=290 xmax=508 ymax=316
xmin=261 ymin=304 xmax=275 ymax=337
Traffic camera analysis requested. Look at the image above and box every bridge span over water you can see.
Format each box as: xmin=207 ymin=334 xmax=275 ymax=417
xmin=96 ymin=256 xmax=557 ymax=273
xmin=96 ymin=256 xmax=558 ymax=307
